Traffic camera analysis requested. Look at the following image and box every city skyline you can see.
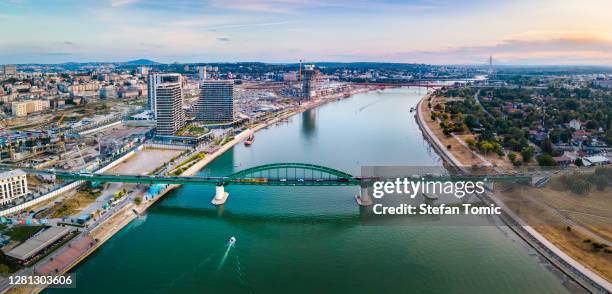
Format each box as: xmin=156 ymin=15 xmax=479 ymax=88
xmin=2 ymin=0 xmax=612 ymax=65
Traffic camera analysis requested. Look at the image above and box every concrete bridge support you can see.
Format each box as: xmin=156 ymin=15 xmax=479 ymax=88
xmin=355 ymin=184 xmax=373 ymax=206
xmin=212 ymin=185 xmax=229 ymax=205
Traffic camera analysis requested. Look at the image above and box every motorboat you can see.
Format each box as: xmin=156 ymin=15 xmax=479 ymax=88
xmin=244 ymin=134 xmax=254 ymax=146
xmin=229 ymin=236 xmax=236 ymax=246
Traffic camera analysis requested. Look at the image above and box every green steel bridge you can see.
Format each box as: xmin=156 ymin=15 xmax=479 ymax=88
xmin=1 ymin=162 xmax=534 ymax=187
xmin=2 ymin=162 xmax=532 ymax=205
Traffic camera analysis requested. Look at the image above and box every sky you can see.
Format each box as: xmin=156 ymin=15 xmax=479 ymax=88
xmin=2 ymin=0 xmax=612 ymax=65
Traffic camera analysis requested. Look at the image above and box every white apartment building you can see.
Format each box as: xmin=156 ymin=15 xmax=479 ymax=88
xmin=0 ymin=170 xmax=29 ymax=206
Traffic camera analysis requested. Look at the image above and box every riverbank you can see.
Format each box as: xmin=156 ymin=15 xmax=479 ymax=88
xmin=415 ymin=93 xmax=612 ymax=293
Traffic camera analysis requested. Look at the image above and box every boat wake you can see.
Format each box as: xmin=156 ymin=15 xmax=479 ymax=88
xmin=217 ymin=236 xmax=236 ymax=271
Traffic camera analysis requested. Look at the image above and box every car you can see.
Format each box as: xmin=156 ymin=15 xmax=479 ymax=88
xmin=297 ymin=178 xmax=305 ymax=182
xmin=337 ymin=178 xmax=349 ymax=182
xmin=279 ymin=178 xmax=287 ymax=182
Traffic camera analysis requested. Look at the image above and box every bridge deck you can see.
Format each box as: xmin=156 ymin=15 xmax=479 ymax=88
xmin=55 ymin=172 xmax=530 ymax=186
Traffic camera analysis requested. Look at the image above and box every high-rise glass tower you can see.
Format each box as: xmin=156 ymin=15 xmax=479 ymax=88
xmin=155 ymin=83 xmax=184 ymax=136
xmin=196 ymin=80 xmax=234 ymax=123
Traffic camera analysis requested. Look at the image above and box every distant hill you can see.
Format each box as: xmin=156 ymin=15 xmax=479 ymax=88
xmin=122 ymin=59 xmax=160 ymax=66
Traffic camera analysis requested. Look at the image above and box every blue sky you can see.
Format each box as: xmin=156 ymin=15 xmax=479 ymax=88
xmin=1 ymin=0 xmax=612 ymax=65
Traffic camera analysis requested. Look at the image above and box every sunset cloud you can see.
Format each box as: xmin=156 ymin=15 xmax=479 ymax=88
xmin=1 ymin=0 xmax=612 ymax=64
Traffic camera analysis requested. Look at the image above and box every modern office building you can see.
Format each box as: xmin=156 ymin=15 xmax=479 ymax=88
xmin=155 ymin=83 xmax=185 ymax=136
xmin=147 ymin=73 xmax=181 ymax=119
xmin=301 ymin=64 xmax=318 ymax=99
xmin=196 ymin=80 xmax=234 ymax=123
xmin=0 ymin=169 xmax=29 ymax=206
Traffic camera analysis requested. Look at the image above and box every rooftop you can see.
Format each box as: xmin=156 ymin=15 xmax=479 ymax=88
xmin=0 ymin=169 xmax=26 ymax=180
xmin=6 ymin=226 xmax=72 ymax=261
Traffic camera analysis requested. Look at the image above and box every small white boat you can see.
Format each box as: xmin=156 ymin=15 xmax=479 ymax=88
xmin=228 ymin=236 xmax=236 ymax=246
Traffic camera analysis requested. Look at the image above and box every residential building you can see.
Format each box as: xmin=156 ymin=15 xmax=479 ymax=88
xmin=583 ymin=155 xmax=610 ymax=166
xmin=147 ymin=73 xmax=181 ymax=119
xmin=302 ymin=64 xmax=318 ymax=99
xmin=0 ymin=169 xmax=29 ymax=206
xmin=155 ymin=83 xmax=184 ymax=136
xmin=196 ymin=80 xmax=234 ymax=123
xmin=568 ymin=119 xmax=582 ymax=130
xmin=99 ymin=85 xmax=117 ymax=99
xmin=11 ymin=99 xmax=50 ymax=117
xmin=137 ymin=66 xmax=149 ymax=75
xmin=198 ymin=66 xmax=207 ymax=81
xmin=283 ymin=71 xmax=297 ymax=82
xmin=2 ymin=65 xmax=17 ymax=75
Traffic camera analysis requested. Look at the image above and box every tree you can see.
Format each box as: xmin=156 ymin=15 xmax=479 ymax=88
xmin=479 ymin=141 xmax=494 ymax=154
xmin=465 ymin=138 xmax=476 ymax=148
xmin=508 ymin=152 xmax=517 ymax=162
xmin=540 ymin=138 xmax=554 ymax=155
xmin=464 ymin=115 xmax=479 ymax=129
xmin=537 ymin=154 xmax=558 ymax=166
xmin=521 ymin=146 xmax=535 ymax=163
xmin=564 ymin=99 xmax=579 ymax=110
xmin=589 ymin=175 xmax=608 ymax=191
xmin=574 ymin=158 xmax=584 ymax=167
xmin=585 ymin=120 xmax=599 ymax=130
xmin=571 ymin=178 xmax=592 ymax=195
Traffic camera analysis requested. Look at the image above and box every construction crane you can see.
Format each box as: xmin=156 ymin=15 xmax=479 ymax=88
xmin=57 ymin=113 xmax=67 ymax=125
xmin=299 ymin=59 xmax=303 ymax=81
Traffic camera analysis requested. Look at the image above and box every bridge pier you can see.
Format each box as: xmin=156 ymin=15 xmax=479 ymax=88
xmin=211 ymin=185 xmax=229 ymax=205
xmin=355 ymin=184 xmax=373 ymax=206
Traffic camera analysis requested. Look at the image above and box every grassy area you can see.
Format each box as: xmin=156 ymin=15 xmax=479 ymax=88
xmin=177 ymin=124 xmax=209 ymax=137
xmin=148 ymin=164 xmax=166 ymax=175
xmin=5 ymin=225 xmax=45 ymax=242
xmin=496 ymin=180 xmax=612 ymax=280
xmin=550 ymin=167 xmax=612 ymax=195
xmin=170 ymin=152 xmax=205 ymax=176
xmin=0 ymin=251 xmax=20 ymax=274
xmin=37 ymin=187 xmax=101 ymax=218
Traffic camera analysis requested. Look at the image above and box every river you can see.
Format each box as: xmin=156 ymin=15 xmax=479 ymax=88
xmin=48 ymin=87 xmax=577 ymax=293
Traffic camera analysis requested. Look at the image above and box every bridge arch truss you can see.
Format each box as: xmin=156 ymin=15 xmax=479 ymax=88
xmin=225 ymin=163 xmax=355 ymax=185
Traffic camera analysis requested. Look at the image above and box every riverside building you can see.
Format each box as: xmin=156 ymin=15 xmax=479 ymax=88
xmin=0 ymin=169 xmax=29 ymax=205
xmin=147 ymin=73 xmax=182 ymax=119
xmin=301 ymin=64 xmax=318 ymax=99
xmin=155 ymin=82 xmax=185 ymax=136
xmin=196 ymin=80 xmax=234 ymax=123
